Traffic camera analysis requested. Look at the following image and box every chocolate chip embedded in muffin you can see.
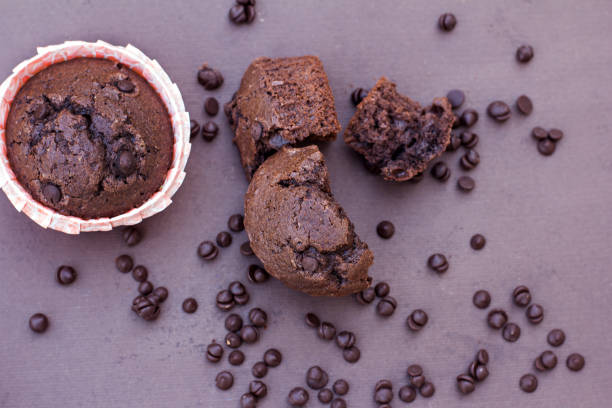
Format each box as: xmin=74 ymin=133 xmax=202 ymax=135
xmin=343 ymin=77 xmax=453 ymax=182
xmin=5 ymin=58 xmax=173 ymax=219
xmin=244 ymin=145 xmax=373 ymax=296
xmin=224 ymin=56 xmax=341 ymax=180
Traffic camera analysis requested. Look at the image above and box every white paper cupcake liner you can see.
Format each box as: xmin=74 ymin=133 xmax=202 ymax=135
xmin=0 ymin=41 xmax=191 ymax=234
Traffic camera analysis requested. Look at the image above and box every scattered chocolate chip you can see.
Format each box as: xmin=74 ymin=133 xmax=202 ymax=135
xmin=407 ymin=364 xmax=423 ymax=379
xmin=206 ymin=342 xmax=223 ymax=363
xmin=131 ymin=265 xmax=148 ymax=282
xmin=225 ymin=332 xmax=242 ymax=348
xmin=374 ymin=282 xmax=391 ymax=298
xmin=431 ymin=161 xmax=451 ymax=181
xmin=351 ymin=88 xmax=368 ymax=106
xmin=263 ymin=348 xmax=282 ymax=367
xmin=531 ymin=127 xmax=548 ymax=140
xmin=116 ymin=79 xmax=135 ymax=93
xmin=138 ymin=281 xmax=154 ymax=296
xmin=216 ymin=289 xmax=235 ymax=311
xmin=229 ymin=4 xmax=248 ymax=24
xmin=566 ymin=353 xmax=585 ymax=371
xmin=473 ymin=290 xmax=491 ymax=309
xmin=240 ymin=241 xmax=254 ymax=257
xmin=460 ymin=149 xmax=480 ymax=170
xmin=428 ymin=253 xmax=449 ymax=273
xmin=317 ymin=321 xmax=336 ymax=340
xmin=288 ymin=387 xmax=309 ymax=406
xmin=318 ymin=388 xmax=334 ymax=403
xmin=56 ymin=265 xmax=77 ymax=285
xmin=512 ymin=285 xmax=531 ymax=307
xmin=407 ymin=309 xmax=429 ymax=331
xmin=122 ymin=226 xmax=142 ymax=247
xmin=487 ymin=309 xmax=508 ymax=329
xmin=526 ymin=303 xmax=544 ymax=324
xmin=548 ymin=128 xmax=564 ymax=142
xmin=332 ymin=379 xmax=349 ymax=395
xmin=247 ymin=264 xmax=269 ymax=283
xmin=447 ymin=132 xmax=462 ymax=151
xmin=131 ymin=294 xmax=160 ymax=321
xmin=304 ymin=313 xmax=321 ymax=329
xmin=249 ymin=380 xmax=267 ymax=400
xmin=487 ymin=101 xmax=512 ymax=122
xmin=115 ymin=254 xmax=134 ymax=273
xmin=202 ymin=121 xmax=219 ymax=142
xmin=215 ymin=371 xmax=234 ymax=390
xmin=355 ymin=287 xmax=376 ymax=305
xmin=197 ymin=65 xmax=224 ymax=90
xmin=376 ymin=221 xmax=395 ymax=239
xmin=115 ymin=150 xmax=136 ymax=177
xmin=476 ymin=349 xmax=489 ymax=365
xmin=376 ymin=296 xmax=397 ymax=317
xmin=516 ymin=95 xmax=533 ymax=115
xmin=225 ymin=313 xmax=243 ymax=332
xmin=248 ymin=307 xmax=267 ymax=328
xmin=438 ymin=12 xmax=457 ymax=31
xmin=399 ymin=384 xmax=417 ymax=402
xmin=204 ymin=97 xmax=219 ymax=116
xmin=457 ymin=374 xmax=475 ymax=394
xmin=240 ymin=325 xmax=259 ymax=344
xmin=152 ymin=287 xmax=168 ymax=302
xmin=516 ymin=45 xmax=534 ymax=63
xmin=306 ymin=366 xmax=329 ymax=390
xmin=460 ymin=109 xmax=479 ymax=127
xmin=335 ymin=331 xmax=356 ymax=349
xmin=460 ymin=131 xmax=479 ymax=148
xmin=519 ymin=374 xmax=538 ymax=393
xmin=182 ymin=297 xmax=198 ymax=313
xmin=374 ymin=380 xmax=393 ymax=404
xmin=229 ymin=281 xmax=249 ymax=305
xmin=252 ymin=361 xmax=268 ymax=378
xmin=470 ymin=234 xmax=486 ymax=250
xmin=42 ymin=183 xmax=61 ymax=204
xmin=216 ymin=231 xmax=232 ymax=248
xmin=419 ymin=381 xmax=435 ymax=398
xmin=228 ymin=214 xmax=244 ymax=231
xmin=29 ymin=313 xmax=49 ymax=333
xmin=197 ymin=241 xmax=219 ymax=260
xmin=474 ymin=364 xmax=489 ymax=382
xmin=535 ymin=350 xmax=557 ymax=371
xmin=457 ymin=176 xmax=476 ymax=192
xmin=502 ymin=322 xmax=521 ymax=342
xmin=190 ymin=119 xmax=200 ymax=139
xmin=447 ymin=89 xmax=465 ymax=109
xmin=331 ymin=398 xmax=346 ymax=408
xmin=547 ymin=329 xmax=566 ymax=347
xmin=240 ymin=392 xmax=257 ymax=408
xmin=342 ymin=346 xmax=361 ymax=363
xmin=537 ymin=138 xmax=556 ymax=156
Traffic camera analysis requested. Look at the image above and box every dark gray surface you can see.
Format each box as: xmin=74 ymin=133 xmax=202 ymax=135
xmin=0 ymin=0 xmax=610 ymax=407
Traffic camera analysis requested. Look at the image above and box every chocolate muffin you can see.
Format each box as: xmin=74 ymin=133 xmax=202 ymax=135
xmin=344 ymin=77 xmax=454 ymax=182
xmin=244 ymin=145 xmax=373 ymax=296
xmin=224 ymin=56 xmax=341 ymax=180
xmin=5 ymin=58 xmax=173 ymax=219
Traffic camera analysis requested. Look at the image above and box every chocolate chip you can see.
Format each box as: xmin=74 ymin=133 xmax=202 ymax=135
xmin=204 ymin=97 xmax=219 ymax=116
xmin=240 ymin=324 xmax=259 ymax=344
xmin=457 ymin=176 xmax=476 ymax=192
xmin=225 ymin=314 xmax=243 ymax=333
xmin=240 ymin=241 xmax=254 ymax=257
xmin=537 ymin=139 xmax=556 ymax=156
xmin=197 ymin=241 xmax=218 ymax=260
xmin=229 ymin=281 xmax=247 ymax=297
xmin=519 ymin=374 xmax=538 ymax=393
xmin=502 ymin=322 xmax=521 ymax=342
xmin=152 ymin=286 xmax=168 ymax=302
xmin=376 ymin=296 xmax=397 ymax=317
xmin=457 ymin=374 xmax=475 ymax=394
xmin=206 ymin=342 xmax=224 ymax=363
xmin=115 ymin=254 xmax=134 ymax=273
xmin=512 ymin=285 xmax=531 ymax=307
xmin=407 ymin=309 xmax=428 ymax=331
xmin=351 ymin=88 xmax=368 ymax=106
xmin=419 ymin=382 xmax=435 ymax=398
xmin=42 ymin=183 xmax=61 ymax=204
xmin=331 ymin=398 xmax=346 ymax=408
xmin=248 ymin=308 xmax=267 ymax=328
xmin=474 ymin=364 xmax=489 ymax=382
xmin=566 ymin=353 xmax=585 ymax=371
xmin=131 ymin=294 xmax=160 ymax=321
xmin=240 ymin=393 xmax=257 ymax=408
xmin=115 ymin=149 xmax=136 ymax=177
xmin=216 ymin=289 xmax=235 ymax=311
xmin=516 ymin=95 xmax=533 ymax=115
xmin=399 ymin=384 xmax=417 ymax=402
xmin=318 ymin=388 xmax=333 ymax=403
xmin=216 ymin=231 xmax=232 ymax=248
xmin=431 ymin=161 xmax=451 ymax=181
xmin=317 ymin=321 xmax=336 ymax=340
xmin=516 ymin=45 xmax=534 ymax=63
xmin=428 ymin=253 xmax=449 ymax=273
xmin=247 ymin=264 xmax=269 ymax=284
xmin=302 ymin=256 xmax=319 ymax=272
xmin=407 ymin=364 xmax=423 ymax=377
xmin=374 ymin=380 xmax=393 ymax=404
xmin=447 ymin=89 xmax=465 ymax=109
xmin=288 ymin=387 xmax=309 ymax=406
xmin=526 ymin=303 xmax=544 ymax=324
xmin=460 ymin=109 xmax=479 ymax=127
xmin=355 ymin=287 xmax=376 ymax=305
xmin=487 ymin=101 xmax=511 ymax=122
xmin=56 ymin=265 xmax=77 ymax=285
xmin=129 ymin=265 xmax=147 ymax=283
xmin=447 ymin=132 xmax=462 ymax=151
xmin=306 ymin=366 xmax=329 ymax=390
xmin=470 ymin=234 xmax=486 ymax=250
xmin=535 ymin=350 xmax=557 ymax=371
xmin=376 ymin=221 xmax=395 ymax=239
xmin=215 ymin=371 xmax=234 ymax=390
xmin=29 ymin=313 xmax=49 ymax=333
xmin=229 ymin=4 xmax=248 ymax=24
xmin=468 ymin=360 xmax=479 ymax=379
xmin=116 ymin=79 xmax=135 ymax=93
xmin=228 ymin=214 xmax=244 ymax=232
xmin=460 ymin=149 xmax=480 ymax=170
xmin=532 ymin=127 xmax=548 ymax=140
xmin=197 ymin=65 xmax=224 ymax=90
xmin=438 ymin=12 xmax=457 ymax=31
xmin=182 ymin=297 xmax=198 ymax=313
xmin=305 ymin=312 xmax=321 ymax=328
xmin=487 ymin=309 xmax=508 ymax=329
xmin=138 ymin=281 xmax=154 ymax=296
xmin=248 ymin=380 xmax=267 ymax=400
xmin=409 ymin=374 xmax=425 ymax=388
xmin=263 ymin=348 xmax=282 ymax=367
xmin=335 ymin=331 xmax=356 ymax=349
xmin=190 ymin=119 xmax=200 ymax=139
xmin=225 ymin=332 xmax=242 ymax=348
xmin=332 ymin=379 xmax=349 ymax=396
xmin=472 ymin=290 xmax=491 ymax=309
xmin=548 ymin=128 xmax=564 ymax=142
xmin=202 ymin=121 xmax=219 ymax=142
xmin=342 ymin=345 xmax=361 ymax=363
xmin=374 ymin=282 xmax=390 ymax=298
xmin=121 ymin=226 xmax=142 ymax=247
xmin=460 ymin=131 xmax=479 ymax=148
xmin=252 ymin=361 xmax=268 ymax=378
xmin=547 ymin=329 xmax=566 ymax=347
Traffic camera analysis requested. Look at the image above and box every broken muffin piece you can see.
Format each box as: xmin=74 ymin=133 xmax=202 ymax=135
xmin=244 ymin=145 xmax=373 ymax=297
xmin=224 ymin=56 xmax=341 ymax=180
xmin=343 ymin=77 xmax=454 ymax=182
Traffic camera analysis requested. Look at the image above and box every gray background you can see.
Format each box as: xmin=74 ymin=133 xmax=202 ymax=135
xmin=0 ymin=0 xmax=610 ymax=407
